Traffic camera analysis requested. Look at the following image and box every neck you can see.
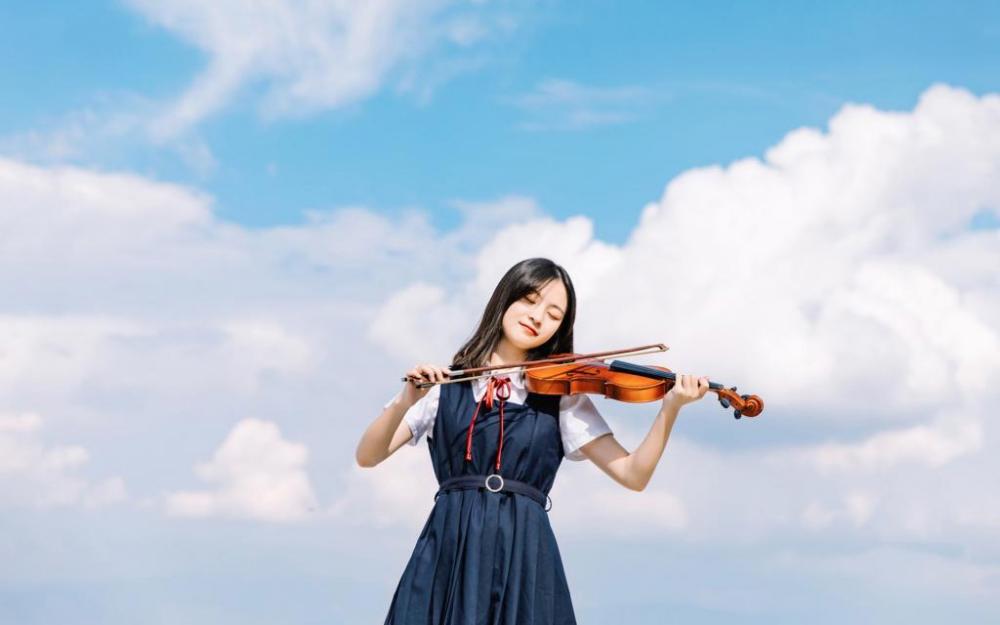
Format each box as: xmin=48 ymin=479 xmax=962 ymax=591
xmin=490 ymin=337 xmax=527 ymax=367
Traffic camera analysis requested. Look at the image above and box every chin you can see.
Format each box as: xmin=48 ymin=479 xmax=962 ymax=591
xmin=522 ymin=336 xmax=549 ymax=351
xmin=506 ymin=330 xmax=538 ymax=351
xmin=510 ymin=338 xmax=534 ymax=351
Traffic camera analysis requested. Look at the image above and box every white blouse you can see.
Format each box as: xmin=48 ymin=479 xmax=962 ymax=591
xmin=385 ymin=369 xmax=613 ymax=461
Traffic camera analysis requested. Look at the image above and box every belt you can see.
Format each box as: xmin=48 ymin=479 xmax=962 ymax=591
xmin=435 ymin=474 xmax=553 ymax=512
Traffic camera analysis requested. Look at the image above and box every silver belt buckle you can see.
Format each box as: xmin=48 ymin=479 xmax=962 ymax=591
xmin=485 ymin=473 xmax=504 ymax=493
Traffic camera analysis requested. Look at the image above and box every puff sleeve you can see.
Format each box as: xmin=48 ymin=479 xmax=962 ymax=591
xmin=384 ymin=384 xmax=441 ymax=446
xmin=558 ymin=393 xmax=613 ymax=460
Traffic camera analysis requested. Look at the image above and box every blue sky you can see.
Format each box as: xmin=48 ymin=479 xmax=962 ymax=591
xmin=1 ymin=1 xmax=999 ymax=624
xmin=3 ymin=1 xmax=998 ymax=242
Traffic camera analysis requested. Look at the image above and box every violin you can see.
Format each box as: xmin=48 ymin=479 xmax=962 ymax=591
xmin=401 ymin=343 xmax=764 ymax=419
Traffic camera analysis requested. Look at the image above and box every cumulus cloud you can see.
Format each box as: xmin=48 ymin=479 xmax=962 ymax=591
xmin=366 ymin=84 xmax=1000 ymax=553
xmin=165 ymin=418 xmax=319 ymax=522
xmin=1 ymin=82 xmax=999 ymax=609
xmin=0 ymin=411 xmax=126 ymax=508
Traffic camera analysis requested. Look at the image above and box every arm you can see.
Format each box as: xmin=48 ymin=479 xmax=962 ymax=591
xmin=355 ymin=362 xmax=450 ymax=468
xmin=355 ymin=393 xmax=417 ymax=468
xmin=578 ymin=400 xmax=680 ymax=491
xmin=580 ymin=373 xmax=709 ymax=491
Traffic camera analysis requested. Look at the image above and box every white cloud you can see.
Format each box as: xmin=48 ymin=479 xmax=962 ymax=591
xmin=0 ymin=83 xmax=999 ymax=611
xmin=0 ymin=314 xmax=318 ymax=400
xmin=550 ymin=466 xmax=687 ymax=538
xmin=0 ymin=2 xmax=521 ymax=173
xmin=363 ymin=83 xmax=1000 ymax=552
xmin=121 ymin=0 xmax=521 ymax=138
xmin=165 ymin=418 xmax=319 ymax=522
xmin=773 ymin=546 xmax=1000 ymax=601
xmin=801 ymin=491 xmax=878 ymax=530
xmin=511 ymin=78 xmax=657 ymax=130
xmin=331 ymin=440 xmax=439 ymax=530
xmin=801 ymin=415 xmax=983 ymax=474
xmin=0 ymin=93 xmax=220 ymax=176
xmin=0 ymin=411 xmax=127 ymax=508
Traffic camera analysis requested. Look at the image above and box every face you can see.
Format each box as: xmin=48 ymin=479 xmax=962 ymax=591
xmin=500 ymin=278 xmax=569 ymax=351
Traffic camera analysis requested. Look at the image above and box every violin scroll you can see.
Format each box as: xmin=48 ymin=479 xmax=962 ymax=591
xmin=716 ymin=386 xmax=764 ymax=419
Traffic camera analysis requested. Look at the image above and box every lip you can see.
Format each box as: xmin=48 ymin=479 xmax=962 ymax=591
xmin=519 ymin=322 xmax=538 ymax=337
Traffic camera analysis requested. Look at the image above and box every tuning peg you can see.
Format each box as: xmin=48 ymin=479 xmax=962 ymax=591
xmin=718 ymin=396 xmax=730 ymax=409
xmin=733 ymin=409 xmax=742 ymax=420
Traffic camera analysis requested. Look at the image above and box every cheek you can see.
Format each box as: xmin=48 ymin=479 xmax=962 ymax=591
xmin=502 ymin=306 xmax=527 ymax=334
xmin=540 ymin=318 xmax=562 ymax=339
xmin=505 ymin=302 xmax=529 ymax=321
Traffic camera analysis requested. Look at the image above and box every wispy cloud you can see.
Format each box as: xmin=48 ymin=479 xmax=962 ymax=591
xmin=510 ymin=78 xmax=659 ymax=130
xmin=122 ymin=0 xmax=522 ymax=139
xmin=0 ymin=1 xmax=522 ymax=174
xmin=0 ymin=91 xmax=219 ymax=177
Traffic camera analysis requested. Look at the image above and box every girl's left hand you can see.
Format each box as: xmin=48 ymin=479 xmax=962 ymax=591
xmin=663 ymin=373 xmax=711 ymax=410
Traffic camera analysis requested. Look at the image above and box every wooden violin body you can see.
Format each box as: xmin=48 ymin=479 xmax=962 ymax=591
xmin=525 ymin=354 xmax=764 ymax=419
xmin=525 ymin=359 xmax=670 ymax=403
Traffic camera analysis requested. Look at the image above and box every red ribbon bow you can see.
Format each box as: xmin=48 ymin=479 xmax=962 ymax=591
xmin=465 ymin=375 xmax=512 ymax=471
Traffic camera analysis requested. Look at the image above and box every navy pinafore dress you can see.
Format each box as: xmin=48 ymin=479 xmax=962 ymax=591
xmin=383 ymin=377 xmax=577 ymax=624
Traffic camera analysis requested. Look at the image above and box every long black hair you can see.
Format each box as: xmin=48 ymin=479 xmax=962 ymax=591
xmin=451 ymin=257 xmax=577 ymax=370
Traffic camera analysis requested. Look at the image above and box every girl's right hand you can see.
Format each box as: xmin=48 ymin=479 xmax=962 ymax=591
xmin=402 ymin=363 xmax=451 ymax=404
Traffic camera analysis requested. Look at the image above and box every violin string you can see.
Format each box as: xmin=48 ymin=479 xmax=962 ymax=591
xmin=404 ymin=345 xmax=666 ymax=389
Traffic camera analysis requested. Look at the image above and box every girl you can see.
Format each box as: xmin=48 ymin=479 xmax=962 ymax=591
xmin=356 ymin=257 xmax=709 ymax=624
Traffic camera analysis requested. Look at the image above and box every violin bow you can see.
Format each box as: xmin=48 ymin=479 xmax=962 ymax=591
xmin=400 ymin=343 xmax=668 ymax=389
